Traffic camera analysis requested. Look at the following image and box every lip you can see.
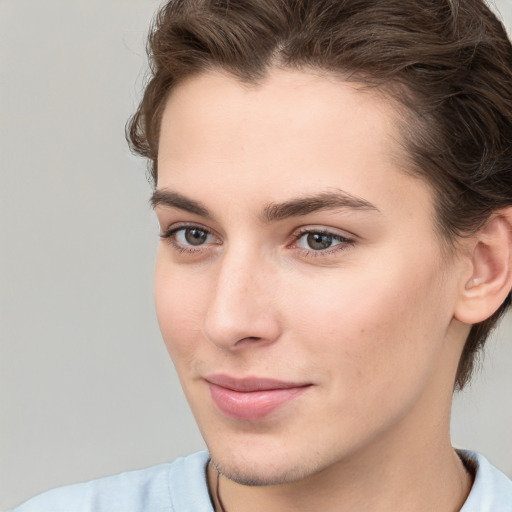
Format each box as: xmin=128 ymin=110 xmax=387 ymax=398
xmin=205 ymin=374 xmax=312 ymax=421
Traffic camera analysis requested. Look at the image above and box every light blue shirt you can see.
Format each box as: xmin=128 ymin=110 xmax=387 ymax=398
xmin=10 ymin=450 xmax=512 ymax=511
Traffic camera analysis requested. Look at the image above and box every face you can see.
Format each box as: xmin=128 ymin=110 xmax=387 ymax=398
xmin=153 ymin=70 xmax=468 ymax=485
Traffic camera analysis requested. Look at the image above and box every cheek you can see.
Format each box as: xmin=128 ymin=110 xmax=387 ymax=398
xmin=154 ymin=255 xmax=210 ymax=362
xmin=287 ymin=280 xmax=403 ymax=384
xmin=284 ymin=256 xmax=451 ymax=396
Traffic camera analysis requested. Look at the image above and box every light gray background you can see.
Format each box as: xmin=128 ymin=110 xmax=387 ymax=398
xmin=1 ymin=1 xmax=511 ymax=510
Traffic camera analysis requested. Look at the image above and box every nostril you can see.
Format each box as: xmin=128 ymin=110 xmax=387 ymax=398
xmin=235 ymin=336 xmax=263 ymax=345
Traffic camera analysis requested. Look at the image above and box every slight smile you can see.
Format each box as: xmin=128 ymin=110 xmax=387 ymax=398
xmin=205 ymin=375 xmax=313 ymax=422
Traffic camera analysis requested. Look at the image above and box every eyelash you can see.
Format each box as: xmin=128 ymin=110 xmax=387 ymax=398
xmin=159 ymin=224 xmax=354 ymax=257
xmin=290 ymin=228 xmax=355 ymax=257
xmin=159 ymin=223 xmax=218 ymax=255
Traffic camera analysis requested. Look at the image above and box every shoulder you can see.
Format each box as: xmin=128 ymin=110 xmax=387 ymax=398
xmin=9 ymin=451 xmax=213 ymax=512
xmin=459 ymin=450 xmax=512 ymax=512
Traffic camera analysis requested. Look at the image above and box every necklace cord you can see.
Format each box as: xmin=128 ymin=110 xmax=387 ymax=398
xmin=213 ymin=463 xmax=227 ymax=512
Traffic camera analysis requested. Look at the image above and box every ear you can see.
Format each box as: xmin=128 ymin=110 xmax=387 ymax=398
xmin=454 ymin=208 xmax=512 ymax=324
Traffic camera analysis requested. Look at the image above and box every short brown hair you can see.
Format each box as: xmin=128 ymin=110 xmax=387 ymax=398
xmin=127 ymin=0 xmax=512 ymax=390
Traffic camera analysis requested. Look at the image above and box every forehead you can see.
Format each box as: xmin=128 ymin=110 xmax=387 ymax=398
xmin=157 ymin=69 xmax=434 ymax=225
xmin=159 ymin=69 xmax=398 ymax=165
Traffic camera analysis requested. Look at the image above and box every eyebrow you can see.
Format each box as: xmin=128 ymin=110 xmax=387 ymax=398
xmin=150 ymin=189 xmax=212 ymax=218
xmin=150 ymin=188 xmax=379 ymax=222
xmin=261 ymin=190 xmax=379 ymax=222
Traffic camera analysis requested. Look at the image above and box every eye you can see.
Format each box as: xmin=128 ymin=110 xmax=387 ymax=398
xmin=175 ymin=227 xmax=210 ymax=246
xmin=292 ymin=228 xmax=354 ymax=254
xmin=160 ymin=224 xmax=220 ymax=253
xmin=300 ymin=232 xmax=338 ymax=251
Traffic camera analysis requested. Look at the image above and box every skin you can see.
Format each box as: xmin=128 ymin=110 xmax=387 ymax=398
xmin=153 ymin=69 xmax=476 ymax=511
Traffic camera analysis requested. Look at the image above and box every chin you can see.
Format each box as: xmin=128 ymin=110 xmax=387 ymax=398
xmin=206 ymin=438 xmax=330 ymax=487
xmin=210 ymin=456 xmax=313 ymax=486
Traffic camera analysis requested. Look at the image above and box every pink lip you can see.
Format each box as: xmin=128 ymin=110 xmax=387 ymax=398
xmin=205 ymin=374 xmax=311 ymax=421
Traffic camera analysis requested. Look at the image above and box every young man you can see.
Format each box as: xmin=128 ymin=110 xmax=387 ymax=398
xmin=12 ymin=0 xmax=512 ymax=511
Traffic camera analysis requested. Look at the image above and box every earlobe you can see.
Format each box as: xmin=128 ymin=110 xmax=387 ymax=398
xmin=454 ymin=208 xmax=512 ymax=325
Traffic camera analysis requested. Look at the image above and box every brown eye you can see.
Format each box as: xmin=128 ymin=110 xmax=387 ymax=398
xmin=161 ymin=225 xmax=217 ymax=249
xmin=184 ymin=228 xmax=208 ymax=246
xmin=293 ymin=229 xmax=353 ymax=255
xmin=306 ymin=232 xmax=334 ymax=250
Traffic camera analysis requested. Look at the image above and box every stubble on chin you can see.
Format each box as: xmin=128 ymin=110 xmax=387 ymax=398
xmin=209 ymin=453 xmax=326 ymax=487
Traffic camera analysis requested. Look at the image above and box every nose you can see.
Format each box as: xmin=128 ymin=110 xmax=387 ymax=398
xmin=202 ymin=248 xmax=281 ymax=350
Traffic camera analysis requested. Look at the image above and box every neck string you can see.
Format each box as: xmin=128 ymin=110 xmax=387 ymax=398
xmin=214 ymin=463 xmax=227 ymax=512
